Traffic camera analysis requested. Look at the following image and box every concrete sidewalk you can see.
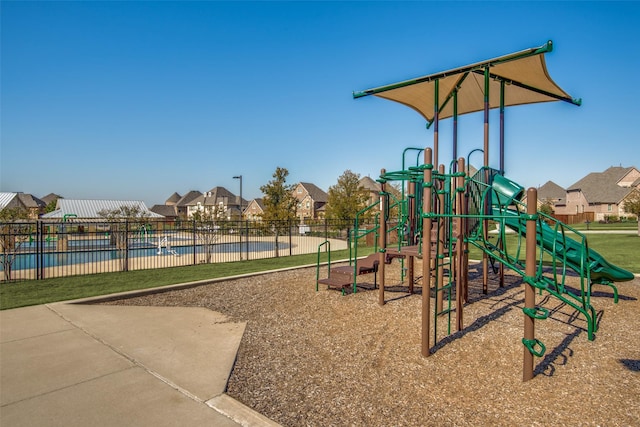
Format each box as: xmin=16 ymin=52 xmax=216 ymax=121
xmin=0 ymin=302 xmax=280 ymax=426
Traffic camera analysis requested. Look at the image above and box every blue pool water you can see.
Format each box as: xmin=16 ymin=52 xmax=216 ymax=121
xmin=2 ymin=241 xmax=289 ymax=271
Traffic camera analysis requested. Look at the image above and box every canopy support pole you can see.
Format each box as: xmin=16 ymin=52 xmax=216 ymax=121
xmin=453 ymin=89 xmax=458 ymax=171
xmin=433 ymin=79 xmax=440 ymax=167
xmin=499 ymin=79 xmax=506 ymax=287
xmin=500 ymin=80 xmax=505 ymax=175
xmin=482 ymin=67 xmax=490 ymax=293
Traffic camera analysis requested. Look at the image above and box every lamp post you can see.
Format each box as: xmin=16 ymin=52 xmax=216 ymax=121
xmin=233 ymin=175 xmax=243 ymax=214
xmin=233 ymin=175 xmax=243 ymax=260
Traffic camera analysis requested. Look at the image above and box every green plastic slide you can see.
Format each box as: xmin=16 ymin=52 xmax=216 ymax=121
xmin=490 ymin=174 xmax=634 ymax=284
xmin=495 ymin=207 xmax=634 ymax=284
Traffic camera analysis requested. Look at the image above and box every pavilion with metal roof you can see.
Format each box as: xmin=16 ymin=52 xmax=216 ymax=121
xmin=42 ymin=199 xmax=163 ymax=220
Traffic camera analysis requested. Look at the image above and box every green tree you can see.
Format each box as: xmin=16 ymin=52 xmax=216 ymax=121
xmin=539 ymin=201 xmax=555 ymax=225
xmin=325 ymin=170 xmax=372 ymax=230
xmin=98 ymin=205 xmax=151 ymax=271
xmin=45 ymin=199 xmax=58 ymax=213
xmin=539 ymin=201 xmax=554 ymax=216
xmin=622 ymin=188 xmax=640 ymax=236
xmin=260 ymin=167 xmax=297 ymax=257
xmin=0 ymin=207 xmax=31 ymax=281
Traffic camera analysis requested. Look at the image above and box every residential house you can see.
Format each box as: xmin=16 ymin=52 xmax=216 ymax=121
xmin=620 ymin=185 xmax=640 ymax=218
xmin=148 ymin=192 xmax=182 ymax=220
xmin=359 ymin=175 xmax=404 ymax=209
xmin=556 ymin=166 xmax=640 ymax=221
xmin=536 ymin=181 xmax=566 ymax=209
xmin=165 ymin=192 xmax=182 ymax=206
xmin=186 ymin=187 xmax=246 ymax=220
xmin=0 ymin=192 xmax=46 ymax=219
xmin=244 ymin=198 xmax=265 ymax=221
xmin=40 ymin=193 xmax=62 ymax=211
xmin=292 ymin=182 xmax=328 ymax=221
xmin=359 ymin=176 xmax=381 ymax=207
xmin=173 ymin=191 xmax=203 ymax=219
xmin=150 ymin=204 xmax=179 ymax=221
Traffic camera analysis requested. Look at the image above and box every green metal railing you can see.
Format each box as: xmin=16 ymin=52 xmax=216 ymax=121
xmin=463 ymin=169 xmax=598 ymax=340
xmin=315 ymin=240 xmax=331 ymax=292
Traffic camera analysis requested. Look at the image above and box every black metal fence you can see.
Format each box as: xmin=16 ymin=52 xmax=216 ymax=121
xmin=0 ymin=218 xmax=374 ymax=282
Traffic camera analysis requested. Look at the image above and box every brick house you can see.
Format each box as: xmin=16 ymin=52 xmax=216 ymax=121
xmin=536 ymin=180 xmax=566 ymax=208
xmin=0 ymin=192 xmax=46 ymax=219
xmin=244 ymin=198 xmax=265 ymax=221
xmin=186 ymin=186 xmax=245 ymax=220
xmin=359 ymin=176 xmax=381 ymax=207
xmin=171 ymin=191 xmax=203 ymax=219
xmin=555 ymin=166 xmax=640 ymax=221
xmin=292 ymin=182 xmax=328 ymax=221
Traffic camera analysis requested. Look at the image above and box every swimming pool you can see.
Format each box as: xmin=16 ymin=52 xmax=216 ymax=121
xmin=2 ymin=240 xmax=291 ymax=271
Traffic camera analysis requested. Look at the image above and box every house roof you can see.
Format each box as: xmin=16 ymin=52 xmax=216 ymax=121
xmin=165 ymin=192 xmax=182 ymax=205
xmin=537 ymin=181 xmax=565 ymax=203
xmin=191 ymin=186 xmax=244 ymax=206
xmin=359 ymin=176 xmax=381 ymax=192
xmin=175 ymin=191 xmax=203 ymax=207
xmin=247 ymin=198 xmax=265 ymax=210
xmin=298 ymin=182 xmax=328 ymax=203
xmin=0 ymin=192 xmax=45 ymax=210
xmin=19 ymin=193 xmax=45 ymax=209
xmin=42 ymin=199 xmax=163 ymax=219
xmin=150 ymin=204 xmax=178 ymax=217
xmin=567 ymin=166 xmax=637 ymax=204
xmin=40 ymin=193 xmax=62 ymax=206
xmin=0 ymin=192 xmax=16 ymax=210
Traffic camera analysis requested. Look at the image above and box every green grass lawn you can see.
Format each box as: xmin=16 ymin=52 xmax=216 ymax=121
xmin=2 ymin=233 xmax=638 ymax=311
xmin=0 ymin=248 xmax=375 ymax=310
xmin=571 ymin=221 xmax=638 ymax=231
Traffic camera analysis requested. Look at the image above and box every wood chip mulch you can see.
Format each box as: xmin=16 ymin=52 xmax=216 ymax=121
xmin=102 ymin=261 xmax=640 ymax=427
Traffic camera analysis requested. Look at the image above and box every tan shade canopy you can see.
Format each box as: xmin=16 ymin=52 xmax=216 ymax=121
xmin=353 ymin=41 xmax=581 ymax=124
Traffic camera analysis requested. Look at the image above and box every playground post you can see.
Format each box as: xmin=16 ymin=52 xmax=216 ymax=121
xmin=524 ymin=187 xmax=537 ymax=381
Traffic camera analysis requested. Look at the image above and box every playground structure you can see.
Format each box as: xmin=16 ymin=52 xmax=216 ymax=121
xmin=316 ymin=40 xmax=634 ymax=381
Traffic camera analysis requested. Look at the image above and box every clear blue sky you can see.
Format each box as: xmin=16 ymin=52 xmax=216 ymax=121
xmin=2 ymin=1 xmax=639 ymax=207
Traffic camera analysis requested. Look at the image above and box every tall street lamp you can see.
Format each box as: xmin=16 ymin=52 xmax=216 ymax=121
xmin=233 ymin=175 xmax=243 ymax=215
xmin=233 ymin=175 xmax=243 ymax=260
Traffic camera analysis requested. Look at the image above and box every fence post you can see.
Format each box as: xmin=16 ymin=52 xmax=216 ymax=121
xmin=244 ymin=220 xmax=249 ymax=261
xmin=37 ymin=221 xmax=43 ymax=280
xmin=289 ymin=219 xmax=293 ymax=256
xmin=324 ymin=218 xmax=328 ymax=240
xmin=192 ymin=220 xmax=197 ymax=265
xmin=124 ymin=220 xmax=129 ymax=272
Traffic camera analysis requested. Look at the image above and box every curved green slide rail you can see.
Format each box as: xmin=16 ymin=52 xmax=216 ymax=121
xmin=495 ymin=207 xmax=635 ymax=284
xmin=490 ymin=174 xmax=634 ymax=284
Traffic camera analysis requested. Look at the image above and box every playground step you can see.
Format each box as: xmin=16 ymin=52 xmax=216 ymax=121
xmin=318 ymin=254 xmax=380 ymax=293
xmin=331 ymin=254 xmax=379 ymax=276
xmin=385 ymin=245 xmax=422 ymax=262
xmin=356 ymin=253 xmax=380 ymax=272
xmin=317 ymin=274 xmax=353 ymax=290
